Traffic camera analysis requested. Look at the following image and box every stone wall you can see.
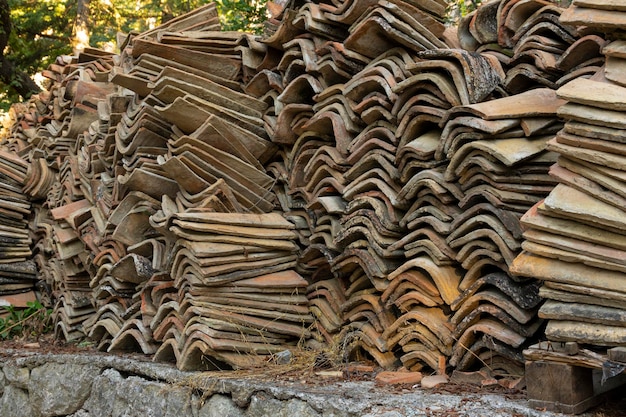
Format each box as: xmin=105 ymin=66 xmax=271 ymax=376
xmin=0 ymin=352 xmax=338 ymax=417
xmin=0 ymin=351 xmax=566 ymax=417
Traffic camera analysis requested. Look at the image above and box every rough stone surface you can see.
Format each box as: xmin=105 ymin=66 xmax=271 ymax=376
xmin=0 ymin=351 xmax=609 ymax=417
xmin=0 ymin=384 xmax=32 ymax=417
xmin=84 ymin=369 xmax=196 ymax=417
xmin=0 ymin=368 xmax=6 ymax=395
xmin=29 ymin=362 xmax=102 ymax=417
xmin=247 ymin=391 xmax=286 ymax=417
xmin=81 ymin=368 xmax=121 ymax=417
xmin=198 ymin=394 xmax=245 ymax=417
xmin=2 ymin=363 xmax=29 ymax=388
xmin=282 ymin=398 xmax=321 ymax=417
xmin=230 ymin=385 xmax=256 ymax=408
xmin=68 ymin=411 xmax=92 ymax=417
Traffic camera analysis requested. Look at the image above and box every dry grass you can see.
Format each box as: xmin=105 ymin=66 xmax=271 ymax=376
xmin=172 ymin=339 xmax=352 ymax=408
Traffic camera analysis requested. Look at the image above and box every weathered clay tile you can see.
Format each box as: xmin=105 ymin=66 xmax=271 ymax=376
xmin=550 ymin=161 xmax=626 ymax=209
xmin=321 ymin=0 xmax=380 ymax=25
xmin=133 ymin=3 xmax=219 ymax=41
xmin=557 ymin=76 xmax=626 ymax=111
xmin=344 ymin=5 xmax=446 ymax=59
xmin=131 ymin=39 xmax=241 ymax=80
xmin=408 ymin=49 xmax=505 ymax=105
xmin=292 ymin=3 xmax=350 ymax=41
xmin=558 ymin=34 xmax=607 ymax=71
xmin=560 ymin=3 xmax=626 ymax=31
xmin=524 ymin=227 xmax=626 ymax=269
xmin=524 ymin=200 xmax=626 ymax=250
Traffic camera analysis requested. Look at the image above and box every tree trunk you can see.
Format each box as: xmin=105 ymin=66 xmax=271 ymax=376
xmin=0 ymin=0 xmax=40 ymax=100
xmin=73 ymin=0 xmax=91 ymax=53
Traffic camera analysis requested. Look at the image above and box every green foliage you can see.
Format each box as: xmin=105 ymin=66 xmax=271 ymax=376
xmin=0 ymin=300 xmax=52 ymax=340
xmin=87 ymin=0 xmax=215 ymax=48
xmin=446 ymin=0 xmax=483 ymax=23
xmin=215 ymin=0 xmax=267 ymax=33
xmin=1 ymin=0 xmax=73 ymax=107
xmin=9 ymin=0 xmax=73 ymax=71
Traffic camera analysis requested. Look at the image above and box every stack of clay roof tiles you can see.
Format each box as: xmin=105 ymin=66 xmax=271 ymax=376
xmin=1 ymin=0 xmax=623 ymax=376
xmin=0 ymin=147 xmax=36 ymax=304
xmin=9 ymin=4 xmax=308 ymax=368
xmin=3 ymin=51 xmax=118 ymax=340
xmin=512 ymin=0 xmax=626 ymax=348
xmin=242 ymin=0 xmax=588 ymax=375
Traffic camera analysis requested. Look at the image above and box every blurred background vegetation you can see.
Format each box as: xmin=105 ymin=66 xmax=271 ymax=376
xmin=0 ymin=0 xmax=481 ymax=110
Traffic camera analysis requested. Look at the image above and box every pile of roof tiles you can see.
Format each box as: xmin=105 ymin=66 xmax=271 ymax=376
xmin=2 ymin=4 xmax=315 ymax=369
xmin=254 ymin=0 xmax=593 ymax=376
xmin=1 ymin=0 xmax=623 ymax=376
xmin=512 ymin=0 xmax=626 ymax=348
xmin=0 ymin=147 xmax=36 ymax=304
xmin=3 ymin=51 xmax=117 ymax=336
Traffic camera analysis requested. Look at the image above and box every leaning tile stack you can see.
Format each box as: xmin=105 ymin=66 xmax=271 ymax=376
xmin=511 ymin=0 xmax=626 ymax=351
xmin=48 ymin=63 xmax=120 ymax=343
xmin=260 ymin=0 xmax=457 ymax=369
xmin=438 ymin=89 xmax=561 ymax=372
xmin=382 ymin=49 xmax=505 ymax=372
xmin=3 ymin=52 xmax=119 ymax=341
xmin=511 ymin=76 xmax=626 ymax=346
xmin=0 ymin=149 xmax=37 ymax=302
